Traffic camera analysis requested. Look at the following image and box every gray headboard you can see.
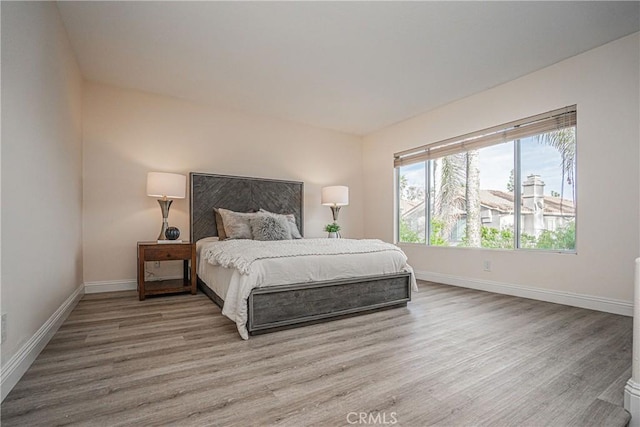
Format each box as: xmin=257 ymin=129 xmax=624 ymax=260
xmin=190 ymin=172 xmax=304 ymax=243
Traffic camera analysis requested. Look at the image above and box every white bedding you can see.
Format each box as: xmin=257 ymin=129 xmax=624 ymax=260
xmin=196 ymin=238 xmax=417 ymax=339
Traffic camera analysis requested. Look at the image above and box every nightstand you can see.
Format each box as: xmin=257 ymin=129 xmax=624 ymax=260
xmin=137 ymin=241 xmax=196 ymax=301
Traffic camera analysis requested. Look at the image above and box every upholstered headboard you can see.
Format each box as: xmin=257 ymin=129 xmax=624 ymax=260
xmin=189 ymin=172 xmax=304 ymax=243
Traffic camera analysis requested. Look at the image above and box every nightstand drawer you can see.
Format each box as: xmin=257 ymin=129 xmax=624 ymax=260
xmin=144 ymin=245 xmax=192 ymax=260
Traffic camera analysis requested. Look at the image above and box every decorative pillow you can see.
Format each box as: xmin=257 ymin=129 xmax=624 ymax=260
xmin=212 ymin=208 xmax=228 ymax=240
xmin=217 ymin=208 xmax=258 ymax=240
xmin=259 ymin=209 xmax=302 ymax=239
xmin=249 ymin=214 xmax=292 ymax=241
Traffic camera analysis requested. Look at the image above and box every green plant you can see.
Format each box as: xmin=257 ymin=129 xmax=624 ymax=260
xmin=429 ymin=218 xmax=447 ymax=246
xmin=535 ymin=221 xmax=575 ymax=250
xmin=399 ymin=218 xmax=424 ymax=243
xmin=324 ymin=222 xmax=341 ymax=233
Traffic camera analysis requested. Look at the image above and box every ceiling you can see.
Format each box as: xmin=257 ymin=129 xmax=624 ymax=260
xmin=57 ymin=1 xmax=640 ymax=136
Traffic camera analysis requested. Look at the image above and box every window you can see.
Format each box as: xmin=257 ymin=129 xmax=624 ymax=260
xmin=395 ymin=106 xmax=576 ymax=252
xmin=398 ymin=162 xmax=426 ymax=243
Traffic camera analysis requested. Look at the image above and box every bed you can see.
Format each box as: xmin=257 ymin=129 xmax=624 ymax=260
xmin=190 ymin=172 xmax=416 ymax=339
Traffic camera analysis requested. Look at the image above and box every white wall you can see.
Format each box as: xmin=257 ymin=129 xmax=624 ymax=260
xmin=1 ymin=0 xmax=83 ymax=383
xmin=82 ymin=82 xmax=363 ymax=284
xmin=363 ymin=33 xmax=640 ymax=302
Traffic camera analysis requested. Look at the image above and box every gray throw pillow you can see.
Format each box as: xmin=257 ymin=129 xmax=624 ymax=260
xmin=259 ymin=209 xmax=302 ymax=239
xmin=249 ymin=214 xmax=292 ymax=241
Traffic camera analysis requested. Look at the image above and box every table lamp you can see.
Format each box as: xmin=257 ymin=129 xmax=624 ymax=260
xmin=147 ymin=172 xmax=186 ymax=240
xmin=321 ymin=185 xmax=349 ymax=221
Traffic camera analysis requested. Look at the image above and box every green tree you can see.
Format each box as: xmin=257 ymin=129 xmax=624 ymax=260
xmin=399 ymin=218 xmax=424 ymax=243
xmin=519 ymin=232 xmax=538 ymax=249
xmin=430 ymin=219 xmax=447 ymax=246
xmin=461 ymin=226 xmax=514 ymax=249
xmin=535 ymin=221 xmax=575 ymax=250
xmin=399 ymin=174 xmax=408 ymax=195
xmin=481 ymin=226 xmax=514 ymax=249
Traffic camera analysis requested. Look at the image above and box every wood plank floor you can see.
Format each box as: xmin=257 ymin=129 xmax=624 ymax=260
xmin=1 ymin=281 xmax=632 ymax=426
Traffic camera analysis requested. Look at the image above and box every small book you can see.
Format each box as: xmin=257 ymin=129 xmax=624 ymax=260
xmin=157 ymin=239 xmax=183 ymax=244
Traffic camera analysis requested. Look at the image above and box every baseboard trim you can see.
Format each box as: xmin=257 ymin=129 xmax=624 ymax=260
xmin=414 ymin=270 xmax=633 ymax=317
xmin=84 ymin=279 xmax=137 ymax=294
xmin=1 ymin=283 xmax=84 ymax=402
xmin=625 ymin=379 xmax=640 ymax=427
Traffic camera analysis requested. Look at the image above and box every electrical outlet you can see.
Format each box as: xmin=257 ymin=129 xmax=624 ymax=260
xmin=483 ymin=261 xmax=491 ymax=272
xmin=1 ymin=314 xmax=7 ymax=344
xmin=154 ymin=261 xmax=161 ymax=268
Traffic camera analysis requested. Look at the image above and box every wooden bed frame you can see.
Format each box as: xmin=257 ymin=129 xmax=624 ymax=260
xmin=189 ymin=172 xmax=412 ymax=336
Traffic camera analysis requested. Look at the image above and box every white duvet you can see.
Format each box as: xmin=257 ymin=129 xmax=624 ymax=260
xmin=198 ymin=238 xmax=417 ymax=339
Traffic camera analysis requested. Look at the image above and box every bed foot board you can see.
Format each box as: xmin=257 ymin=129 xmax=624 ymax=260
xmin=248 ymin=301 xmax=408 ymax=336
xmin=248 ymin=272 xmax=411 ymax=335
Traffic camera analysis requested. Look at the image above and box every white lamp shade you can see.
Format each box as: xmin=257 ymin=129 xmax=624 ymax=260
xmin=321 ymin=185 xmax=349 ymax=206
xmin=146 ymin=172 xmax=186 ymax=199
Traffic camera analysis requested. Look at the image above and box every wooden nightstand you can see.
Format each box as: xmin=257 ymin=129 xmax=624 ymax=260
xmin=137 ymin=241 xmax=196 ymax=301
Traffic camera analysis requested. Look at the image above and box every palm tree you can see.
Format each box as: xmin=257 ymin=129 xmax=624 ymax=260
xmin=432 ymin=153 xmax=465 ymax=243
xmin=432 ymin=151 xmax=482 ymax=247
xmin=465 ymin=150 xmax=481 ymax=247
xmin=535 ymin=127 xmax=576 ymax=213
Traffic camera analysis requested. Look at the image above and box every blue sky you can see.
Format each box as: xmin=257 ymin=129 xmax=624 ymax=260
xmin=480 ymin=138 xmax=570 ymax=195
xmin=400 ymin=136 xmax=575 ymax=197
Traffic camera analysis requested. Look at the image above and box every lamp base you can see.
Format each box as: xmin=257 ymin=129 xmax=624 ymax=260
xmin=156 ymin=199 xmax=173 ymax=240
xmin=330 ymin=206 xmax=341 ymax=221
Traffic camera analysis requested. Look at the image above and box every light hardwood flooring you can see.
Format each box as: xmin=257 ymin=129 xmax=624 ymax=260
xmin=1 ymin=281 xmax=632 ymax=426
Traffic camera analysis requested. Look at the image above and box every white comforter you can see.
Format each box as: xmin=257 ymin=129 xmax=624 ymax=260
xmin=199 ymin=238 xmax=417 ymax=339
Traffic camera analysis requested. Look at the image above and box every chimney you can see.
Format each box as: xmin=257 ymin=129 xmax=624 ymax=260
xmin=522 ymin=174 xmax=545 ymax=237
